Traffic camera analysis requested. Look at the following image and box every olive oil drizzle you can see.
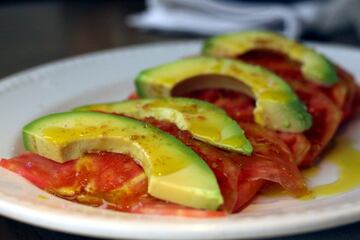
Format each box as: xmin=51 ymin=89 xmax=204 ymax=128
xmin=302 ymin=138 xmax=360 ymax=198
xmin=262 ymin=138 xmax=360 ymax=199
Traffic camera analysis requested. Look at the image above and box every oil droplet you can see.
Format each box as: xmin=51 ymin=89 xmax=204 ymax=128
xmin=37 ymin=194 xmax=48 ymax=200
xmin=43 ymin=125 xmax=116 ymax=145
xmin=189 ymin=120 xmax=221 ymax=141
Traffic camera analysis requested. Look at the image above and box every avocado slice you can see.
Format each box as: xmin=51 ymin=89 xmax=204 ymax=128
xmin=135 ymin=56 xmax=312 ymax=133
xmin=202 ymin=31 xmax=338 ymax=85
xmin=22 ymin=111 xmax=223 ymax=210
xmin=73 ymin=98 xmax=253 ymax=155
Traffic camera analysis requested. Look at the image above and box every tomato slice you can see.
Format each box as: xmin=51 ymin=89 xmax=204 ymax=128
xmin=129 ymin=49 xmax=358 ymax=167
xmin=141 ymin=118 xmax=307 ymax=212
xmin=239 ymin=123 xmax=306 ymax=193
xmin=0 ymin=152 xmax=145 ymax=202
xmin=188 ymin=86 xmax=341 ymax=167
xmin=334 ymin=66 xmax=359 ymax=121
xmin=238 ymin=49 xmax=356 ymax=121
xmin=289 ymin=81 xmax=342 ymax=167
xmin=186 ymin=89 xmax=311 ymax=165
xmin=276 ymin=132 xmax=311 ymax=165
xmin=238 ymin=50 xmax=345 ymax=167
xmin=1 ymin=117 xmax=306 ymax=214
xmin=186 ymin=89 xmax=255 ymax=123
xmin=1 ymin=152 xmax=225 ymax=217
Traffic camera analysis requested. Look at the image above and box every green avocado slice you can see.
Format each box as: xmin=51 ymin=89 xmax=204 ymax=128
xmin=135 ymin=56 xmax=312 ymax=133
xmin=202 ymin=31 xmax=338 ymax=85
xmin=22 ymin=111 xmax=223 ymax=210
xmin=73 ymin=98 xmax=253 ymax=155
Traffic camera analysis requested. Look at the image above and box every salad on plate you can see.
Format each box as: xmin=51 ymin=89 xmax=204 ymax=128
xmin=1 ymin=31 xmax=359 ymax=217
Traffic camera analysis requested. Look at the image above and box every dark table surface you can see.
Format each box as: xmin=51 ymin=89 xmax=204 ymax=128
xmin=1 ymin=1 xmax=360 ymax=240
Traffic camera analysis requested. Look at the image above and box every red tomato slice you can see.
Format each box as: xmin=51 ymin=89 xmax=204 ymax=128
xmin=239 ymin=123 xmax=306 ymax=194
xmin=1 ymin=118 xmax=306 ymax=214
xmin=334 ymin=66 xmax=359 ymax=121
xmin=238 ymin=49 xmax=356 ymax=121
xmin=130 ymin=50 xmax=359 ymax=167
xmin=187 ymin=85 xmax=341 ymax=167
xmin=0 ymin=152 xmax=78 ymax=190
xmin=288 ymin=81 xmax=342 ymax=167
xmin=186 ymin=89 xmax=255 ymax=123
xmin=238 ymin=50 xmax=344 ymax=167
xmin=186 ymin=89 xmax=311 ymax=165
xmin=0 ymin=152 xmax=145 ymax=202
xmin=1 ymin=153 xmax=225 ymax=217
xmin=276 ymin=132 xmax=311 ymax=165
xmin=142 ymin=118 xmax=307 ymax=212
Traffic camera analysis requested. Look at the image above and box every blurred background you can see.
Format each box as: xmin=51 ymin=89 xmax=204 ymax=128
xmin=1 ymin=0 xmax=360 ymax=80
xmin=1 ymin=1 xmax=360 ymax=239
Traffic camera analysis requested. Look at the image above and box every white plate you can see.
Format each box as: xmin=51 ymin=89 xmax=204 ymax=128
xmin=1 ymin=41 xmax=360 ymax=239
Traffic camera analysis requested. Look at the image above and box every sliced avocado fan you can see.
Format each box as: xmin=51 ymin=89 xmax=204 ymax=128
xmin=22 ymin=111 xmax=223 ymax=210
xmin=202 ymin=31 xmax=338 ymax=85
xmin=135 ymin=56 xmax=312 ymax=133
xmin=73 ymin=97 xmax=253 ymax=155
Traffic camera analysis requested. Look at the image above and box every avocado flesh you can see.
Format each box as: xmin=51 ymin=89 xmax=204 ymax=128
xmin=135 ymin=56 xmax=312 ymax=133
xmin=22 ymin=111 xmax=223 ymax=210
xmin=202 ymin=31 xmax=338 ymax=85
xmin=73 ymin=98 xmax=253 ymax=155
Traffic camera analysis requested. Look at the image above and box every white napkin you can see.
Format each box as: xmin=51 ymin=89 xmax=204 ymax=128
xmin=127 ymin=0 xmax=324 ymax=39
